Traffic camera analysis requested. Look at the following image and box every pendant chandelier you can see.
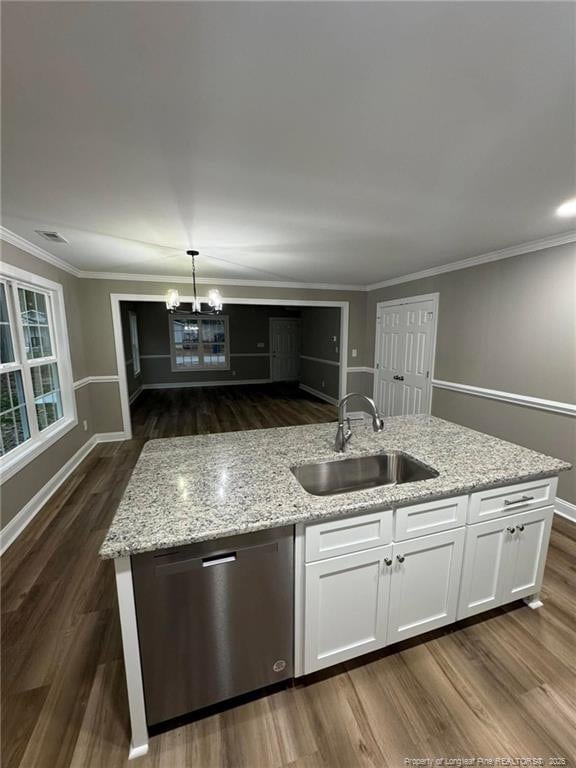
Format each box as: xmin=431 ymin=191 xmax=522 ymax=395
xmin=165 ymin=250 xmax=223 ymax=315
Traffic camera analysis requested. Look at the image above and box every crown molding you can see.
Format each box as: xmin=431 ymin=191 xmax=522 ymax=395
xmin=0 ymin=226 xmax=82 ymax=277
xmin=366 ymin=231 xmax=576 ymax=291
xmin=2 ymin=226 xmax=575 ymax=293
xmin=79 ymin=271 xmax=365 ymax=291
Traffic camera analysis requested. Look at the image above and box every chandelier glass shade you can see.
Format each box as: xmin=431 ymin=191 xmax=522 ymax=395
xmin=165 ymin=250 xmax=223 ymax=315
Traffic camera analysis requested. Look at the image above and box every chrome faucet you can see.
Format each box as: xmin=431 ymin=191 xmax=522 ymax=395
xmin=334 ymin=393 xmax=384 ymax=452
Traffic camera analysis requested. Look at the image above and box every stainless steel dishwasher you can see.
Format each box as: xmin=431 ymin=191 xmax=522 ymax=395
xmin=132 ymin=526 xmax=294 ymax=726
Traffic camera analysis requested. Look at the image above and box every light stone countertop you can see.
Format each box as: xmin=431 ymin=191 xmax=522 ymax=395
xmin=99 ymin=416 xmax=571 ymax=559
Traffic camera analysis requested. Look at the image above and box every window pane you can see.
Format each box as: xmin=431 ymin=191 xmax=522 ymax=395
xmin=31 ymin=362 xmax=63 ymax=430
xmin=0 ymin=284 xmax=15 ymax=364
xmin=18 ymin=288 xmax=53 ymax=359
xmin=201 ymin=319 xmax=225 ymax=343
xmin=0 ymin=371 xmax=30 ymax=456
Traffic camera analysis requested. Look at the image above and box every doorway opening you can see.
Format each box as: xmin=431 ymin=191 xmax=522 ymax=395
xmin=112 ymin=296 xmax=348 ymax=440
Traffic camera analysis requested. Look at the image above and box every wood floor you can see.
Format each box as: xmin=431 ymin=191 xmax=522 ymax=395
xmin=130 ymin=383 xmax=338 ymax=439
xmin=2 ymin=386 xmax=576 ymax=768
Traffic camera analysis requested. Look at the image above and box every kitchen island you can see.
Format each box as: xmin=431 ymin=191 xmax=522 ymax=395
xmin=100 ymin=416 xmax=571 ymax=759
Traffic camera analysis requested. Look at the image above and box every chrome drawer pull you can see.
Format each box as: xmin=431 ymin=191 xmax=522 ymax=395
xmin=503 ymin=495 xmax=534 ymax=506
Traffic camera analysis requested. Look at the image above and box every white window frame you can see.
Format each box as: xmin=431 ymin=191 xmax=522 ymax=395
xmin=128 ymin=311 xmax=141 ymax=377
xmin=168 ymin=314 xmax=230 ymax=372
xmin=0 ymin=262 xmax=77 ymax=483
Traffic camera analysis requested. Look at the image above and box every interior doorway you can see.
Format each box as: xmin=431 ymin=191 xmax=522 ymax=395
xmin=373 ymin=294 xmax=439 ymax=417
xmin=270 ymin=318 xmax=300 ymax=382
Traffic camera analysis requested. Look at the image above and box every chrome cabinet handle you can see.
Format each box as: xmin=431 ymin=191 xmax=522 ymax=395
xmin=396 ymin=554 xmax=405 ymax=563
xmin=384 ymin=557 xmax=392 ymax=566
xmin=504 ymin=495 xmax=534 ymax=506
xmin=517 ymin=524 xmax=525 ymax=532
xmin=507 ymin=526 xmax=516 ymax=534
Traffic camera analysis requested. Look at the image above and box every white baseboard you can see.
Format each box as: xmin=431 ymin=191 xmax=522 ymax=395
xmin=555 ymin=497 xmax=576 ymax=523
xmin=141 ymin=379 xmax=272 ymax=390
xmin=298 ymin=383 xmax=338 ymax=406
xmin=129 ymin=386 xmax=143 ymax=405
xmin=0 ymin=430 xmax=129 ymax=555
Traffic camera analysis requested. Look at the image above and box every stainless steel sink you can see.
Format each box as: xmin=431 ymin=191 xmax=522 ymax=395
xmin=291 ymin=451 xmax=438 ymax=496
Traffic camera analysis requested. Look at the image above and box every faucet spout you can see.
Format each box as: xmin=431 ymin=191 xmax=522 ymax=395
xmin=334 ymin=393 xmax=383 ymax=452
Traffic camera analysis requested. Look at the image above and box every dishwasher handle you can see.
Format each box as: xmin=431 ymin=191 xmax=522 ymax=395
xmin=153 ymin=540 xmax=278 ymax=577
xmin=202 ymin=552 xmax=236 ymax=567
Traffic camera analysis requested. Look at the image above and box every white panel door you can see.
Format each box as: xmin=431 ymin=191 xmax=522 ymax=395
xmin=374 ymin=298 xmax=436 ymax=416
xmin=373 ymin=306 xmax=403 ymax=416
xmin=270 ymin=319 xmax=300 ymax=381
xmin=504 ymin=506 xmax=553 ymax=602
xmin=304 ymin=545 xmax=392 ymax=673
xmin=387 ymin=528 xmax=465 ymax=644
xmin=457 ymin=517 xmax=513 ymax=620
xmin=399 ymin=300 xmax=436 ymax=415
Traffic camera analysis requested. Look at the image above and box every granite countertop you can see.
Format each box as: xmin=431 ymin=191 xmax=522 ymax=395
xmin=99 ymin=415 xmax=571 ymax=559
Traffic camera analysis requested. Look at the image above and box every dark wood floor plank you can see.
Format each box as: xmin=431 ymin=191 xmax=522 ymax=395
xmin=2 ymin=384 xmax=575 ymax=767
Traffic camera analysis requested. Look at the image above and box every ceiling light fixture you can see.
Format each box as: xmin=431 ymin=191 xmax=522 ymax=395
xmin=555 ymin=197 xmax=576 ymax=218
xmin=165 ymin=250 xmax=223 ymax=315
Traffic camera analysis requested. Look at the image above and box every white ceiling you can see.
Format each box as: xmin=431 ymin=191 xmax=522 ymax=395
xmin=2 ymin=2 xmax=575 ymax=286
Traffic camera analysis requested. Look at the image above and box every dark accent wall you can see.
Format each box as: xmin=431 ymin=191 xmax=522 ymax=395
xmin=299 ymin=307 xmax=341 ymax=400
xmin=134 ymin=302 xmax=300 ymax=386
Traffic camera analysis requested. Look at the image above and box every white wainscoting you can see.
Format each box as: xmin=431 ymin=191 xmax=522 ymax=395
xmin=432 ymin=379 xmax=575 ymax=418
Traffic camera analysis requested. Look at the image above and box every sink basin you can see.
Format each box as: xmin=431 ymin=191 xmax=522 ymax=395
xmin=291 ymin=451 xmax=438 ymax=496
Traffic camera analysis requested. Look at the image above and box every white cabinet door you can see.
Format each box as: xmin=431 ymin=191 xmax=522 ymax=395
xmin=387 ymin=528 xmax=465 ymax=644
xmin=304 ymin=545 xmax=393 ymax=673
xmin=458 ymin=505 xmax=554 ymax=619
xmin=457 ymin=516 xmax=513 ymax=620
xmin=504 ymin=505 xmax=553 ymax=602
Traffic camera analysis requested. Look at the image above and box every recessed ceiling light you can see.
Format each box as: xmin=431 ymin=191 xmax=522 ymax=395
xmin=555 ymin=197 xmax=576 ymax=218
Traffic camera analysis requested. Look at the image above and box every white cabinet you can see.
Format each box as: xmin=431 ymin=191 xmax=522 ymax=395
xmin=457 ymin=516 xmax=512 ymax=619
xmin=387 ymin=528 xmax=465 ymax=644
xmin=505 ymin=506 xmax=553 ymax=602
xmin=297 ymin=481 xmax=557 ymax=677
xmin=458 ymin=505 xmax=553 ymax=620
xmin=305 ymin=509 xmax=393 ymax=562
xmin=468 ymin=478 xmax=556 ymax=524
xmin=304 ymin=545 xmax=392 ymax=673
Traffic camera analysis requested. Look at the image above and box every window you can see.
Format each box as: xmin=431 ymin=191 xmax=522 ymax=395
xmin=169 ymin=315 xmax=229 ymax=371
xmin=129 ymin=311 xmax=141 ymax=376
xmin=0 ymin=265 xmax=76 ymax=476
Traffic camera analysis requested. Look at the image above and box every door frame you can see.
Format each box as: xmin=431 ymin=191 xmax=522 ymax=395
xmin=372 ymin=293 xmax=439 ymax=416
xmin=111 ymin=295 xmax=348 ymax=439
xmin=269 ymin=317 xmax=301 ymax=382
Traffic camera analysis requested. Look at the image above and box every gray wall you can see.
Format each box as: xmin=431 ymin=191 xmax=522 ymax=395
xmin=367 ymin=242 xmax=576 ymax=503
xmin=0 ymin=241 xmax=95 ymax=529
xmin=299 ymin=307 xmax=341 ymax=400
xmin=132 ymin=302 xmax=299 ymax=386
xmin=76 ymin=279 xmax=367 ymax=432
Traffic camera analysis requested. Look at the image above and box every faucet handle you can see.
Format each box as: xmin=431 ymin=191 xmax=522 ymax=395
xmin=372 ymin=415 xmax=384 ymax=432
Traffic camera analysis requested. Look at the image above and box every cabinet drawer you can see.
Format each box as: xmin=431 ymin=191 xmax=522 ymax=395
xmin=468 ymin=477 xmax=557 ymax=524
xmin=395 ymin=496 xmax=467 ymax=541
xmin=305 ymin=509 xmax=393 ymax=562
